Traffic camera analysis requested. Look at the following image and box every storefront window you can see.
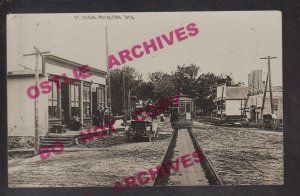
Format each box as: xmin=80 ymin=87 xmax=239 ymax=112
xmin=83 ymin=86 xmax=91 ymax=117
xmin=48 ymin=80 xmax=59 ymax=119
xmin=70 ymin=84 xmax=80 ymax=117
xmin=97 ymin=87 xmax=105 ymax=107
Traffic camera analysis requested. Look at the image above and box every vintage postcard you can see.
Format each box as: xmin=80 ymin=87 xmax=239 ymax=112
xmin=7 ymin=11 xmax=283 ymax=189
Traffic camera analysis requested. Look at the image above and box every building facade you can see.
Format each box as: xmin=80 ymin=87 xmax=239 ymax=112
xmin=246 ymin=86 xmax=283 ymax=122
xmin=246 ymin=69 xmax=283 ymax=123
xmin=216 ymin=84 xmax=248 ymax=116
xmin=8 ymin=55 xmax=107 ymax=141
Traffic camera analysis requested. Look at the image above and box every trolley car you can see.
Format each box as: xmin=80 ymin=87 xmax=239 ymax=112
xmin=170 ymin=95 xmax=194 ymax=130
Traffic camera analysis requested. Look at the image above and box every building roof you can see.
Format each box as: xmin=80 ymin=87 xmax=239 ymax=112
xmin=8 ymin=54 xmax=107 ymax=78
xmin=171 ymin=94 xmax=193 ymax=102
xmin=226 ymin=87 xmax=248 ymax=99
xmin=43 ymin=55 xmax=107 ymax=77
xmin=7 ymin=71 xmax=45 ymax=78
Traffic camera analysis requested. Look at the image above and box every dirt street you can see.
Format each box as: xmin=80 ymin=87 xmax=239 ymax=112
xmin=8 ymin=121 xmax=172 ymax=187
xmin=192 ymin=121 xmax=283 ymax=185
xmin=8 ymin=119 xmax=283 ymax=187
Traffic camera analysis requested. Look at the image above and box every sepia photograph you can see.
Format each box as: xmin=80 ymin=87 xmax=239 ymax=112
xmin=6 ymin=11 xmax=283 ymax=189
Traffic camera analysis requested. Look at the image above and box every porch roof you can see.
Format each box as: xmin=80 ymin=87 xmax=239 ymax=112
xmin=43 ymin=55 xmax=107 ymax=77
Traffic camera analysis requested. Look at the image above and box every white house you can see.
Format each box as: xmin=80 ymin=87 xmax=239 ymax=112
xmin=216 ymin=84 xmax=248 ymax=116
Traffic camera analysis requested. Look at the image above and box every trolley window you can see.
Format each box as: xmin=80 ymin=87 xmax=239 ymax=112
xmin=186 ymin=102 xmax=191 ymax=113
xmin=179 ymin=102 xmax=185 ymax=113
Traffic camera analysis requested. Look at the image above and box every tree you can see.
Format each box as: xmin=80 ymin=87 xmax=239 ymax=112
xmin=110 ymin=65 xmax=157 ymax=115
xmin=194 ymin=73 xmax=240 ymax=114
xmin=148 ymin=71 xmax=176 ymax=100
xmin=110 ymin=66 xmax=144 ymax=115
xmin=134 ymin=81 xmax=154 ymax=101
xmin=110 ymin=64 xmax=242 ymax=116
xmin=175 ymin=64 xmax=200 ymax=96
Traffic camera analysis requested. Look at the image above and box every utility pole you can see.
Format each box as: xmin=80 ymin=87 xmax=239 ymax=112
xmin=23 ymin=47 xmax=50 ymax=155
xmin=122 ymin=68 xmax=127 ymax=120
xmin=174 ymin=72 xmax=177 ymax=94
xmin=260 ymin=56 xmax=277 ymax=115
xmin=105 ymin=26 xmax=112 ymax=113
xmin=261 ymin=72 xmax=269 ymax=119
xmin=240 ymin=99 xmax=243 ymax=121
xmin=255 ymin=97 xmax=258 ymax=123
xmin=128 ymin=90 xmax=131 ymax=120
xmin=220 ymin=86 xmax=224 ymax=117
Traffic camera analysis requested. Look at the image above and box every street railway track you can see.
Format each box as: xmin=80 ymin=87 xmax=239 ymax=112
xmin=154 ymin=126 xmax=223 ymax=186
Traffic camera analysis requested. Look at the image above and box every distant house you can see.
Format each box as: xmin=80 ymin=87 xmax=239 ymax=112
xmin=216 ymin=84 xmax=248 ymax=116
xmin=8 ymin=55 xmax=107 ymax=147
xmin=246 ymin=70 xmax=283 ymax=123
xmin=246 ymin=86 xmax=283 ymax=123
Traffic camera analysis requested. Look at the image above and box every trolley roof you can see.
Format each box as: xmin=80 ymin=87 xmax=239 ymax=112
xmin=171 ymin=95 xmax=193 ymax=102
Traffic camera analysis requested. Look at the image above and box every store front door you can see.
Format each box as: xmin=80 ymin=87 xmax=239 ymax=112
xmin=61 ymin=83 xmax=70 ymax=127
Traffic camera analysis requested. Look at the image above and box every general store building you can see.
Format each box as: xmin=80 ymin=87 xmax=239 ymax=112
xmin=8 ymin=55 xmax=107 ymax=141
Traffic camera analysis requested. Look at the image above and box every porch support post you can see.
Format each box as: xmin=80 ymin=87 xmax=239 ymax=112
xmin=80 ymin=81 xmax=84 ymax=125
xmin=90 ymin=82 xmax=93 ymax=118
xmin=58 ymin=80 xmax=62 ymax=120
xmin=105 ymin=86 xmax=108 ymax=108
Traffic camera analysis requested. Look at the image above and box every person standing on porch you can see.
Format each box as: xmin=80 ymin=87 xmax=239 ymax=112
xmin=71 ymin=112 xmax=83 ymax=131
xmin=98 ymin=104 xmax=104 ymax=128
xmin=61 ymin=108 xmax=65 ymax=125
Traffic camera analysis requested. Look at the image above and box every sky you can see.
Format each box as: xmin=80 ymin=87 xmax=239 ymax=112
xmin=7 ymin=11 xmax=282 ymax=86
